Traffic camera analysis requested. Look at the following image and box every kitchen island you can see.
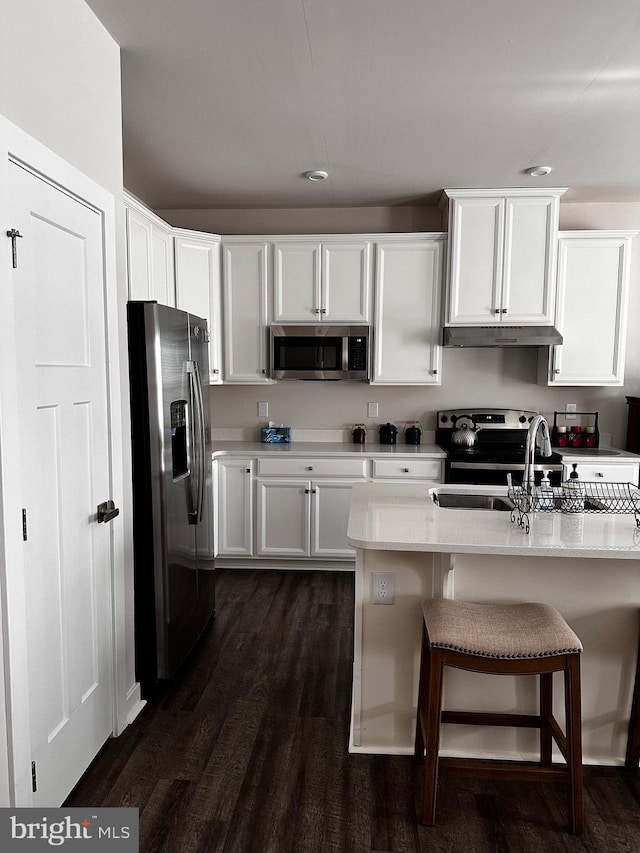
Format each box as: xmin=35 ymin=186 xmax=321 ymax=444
xmin=347 ymin=482 xmax=640 ymax=764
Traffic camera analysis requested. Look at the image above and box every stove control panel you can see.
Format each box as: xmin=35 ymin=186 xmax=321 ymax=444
xmin=438 ymin=408 xmax=538 ymax=429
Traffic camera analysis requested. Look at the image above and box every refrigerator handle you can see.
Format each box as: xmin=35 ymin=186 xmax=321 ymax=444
xmin=186 ymin=362 xmax=200 ymax=524
xmin=192 ymin=359 xmax=207 ymax=522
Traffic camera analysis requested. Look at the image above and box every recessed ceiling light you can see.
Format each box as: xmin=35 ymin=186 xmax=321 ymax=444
xmin=526 ymin=165 xmax=553 ymax=177
xmin=304 ymin=170 xmax=329 ymax=181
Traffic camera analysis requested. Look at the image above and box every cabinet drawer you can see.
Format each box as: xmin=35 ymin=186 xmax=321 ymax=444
xmin=565 ymin=463 xmax=639 ymax=484
xmin=256 ymin=457 xmax=367 ymax=478
xmin=372 ymin=458 xmax=444 ymax=481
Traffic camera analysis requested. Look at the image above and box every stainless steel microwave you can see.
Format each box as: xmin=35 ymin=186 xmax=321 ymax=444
xmin=270 ymin=325 xmax=370 ymax=380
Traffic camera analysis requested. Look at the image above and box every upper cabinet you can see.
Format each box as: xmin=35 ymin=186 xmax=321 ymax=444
xmin=221 ymin=239 xmax=273 ymax=384
xmin=539 ymin=231 xmax=636 ymax=387
xmin=174 ymin=229 xmax=223 ymax=384
xmin=371 ymin=235 xmax=445 ymax=385
xmin=124 ymin=192 xmax=175 ymax=306
xmin=441 ymin=188 xmax=566 ymax=326
xmin=273 ymin=237 xmax=372 ymax=323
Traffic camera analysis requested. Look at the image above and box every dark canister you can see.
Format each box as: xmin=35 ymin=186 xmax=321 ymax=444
xmin=352 ymin=424 xmax=366 ymax=444
xmin=405 ymin=421 xmax=422 ymax=445
xmin=379 ymin=422 xmax=398 ymax=445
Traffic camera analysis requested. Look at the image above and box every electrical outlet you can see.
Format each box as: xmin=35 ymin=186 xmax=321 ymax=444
xmin=367 ymin=401 xmax=379 ymax=418
xmin=566 ymin=403 xmax=577 ymax=420
xmin=372 ymin=572 xmax=394 ymax=605
xmin=258 ymin=401 xmax=269 ymax=418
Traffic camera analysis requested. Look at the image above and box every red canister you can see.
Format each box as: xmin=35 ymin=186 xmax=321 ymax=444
xmin=570 ymin=425 xmax=582 ymax=447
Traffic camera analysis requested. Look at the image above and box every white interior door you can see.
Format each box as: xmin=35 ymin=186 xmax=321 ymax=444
xmin=8 ymin=160 xmax=114 ymax=806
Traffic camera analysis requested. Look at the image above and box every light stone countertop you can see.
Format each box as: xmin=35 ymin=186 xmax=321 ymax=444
xmin=347 ymin=482 xmax=640 ymax=559
xmin=210 ymin=440 xmax=446 ymax=458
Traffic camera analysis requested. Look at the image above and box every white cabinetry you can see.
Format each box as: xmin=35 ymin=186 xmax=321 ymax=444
xmin=442 ymin=188 xmax=565 ymax=326
xmin=124 ymin=193 xmax=175 ymax=305
xmin=371 ymin=457 xmax=444 ymax=483
xmin=221 ymin=240 xmax=273 ymax=383
xmin=174 ymin=229 xmax=223 ymax=384
xmin=255 ymin=457 xmax=367 ymax=559
xmin=372 ymin=236 xmax=444 ymax=385
xmin=539 ymin=231 xmax=636 ymax=387
xmin=214 ymin=458 xmax=254 ymax=557
xmin=273 ymin=237 xmax=372 ymax=323
xmin=562 ymin=460 xmax=639 ymax=485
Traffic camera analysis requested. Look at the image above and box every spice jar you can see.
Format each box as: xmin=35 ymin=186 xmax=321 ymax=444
xmin=555 ymin=425 xmax=569 ymax=447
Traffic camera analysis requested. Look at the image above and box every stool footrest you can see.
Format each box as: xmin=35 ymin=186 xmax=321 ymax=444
xmin=442 ymin=710 xmax=543 ymax=728
xmin=439 ymin=757 xmax=570 ymax=783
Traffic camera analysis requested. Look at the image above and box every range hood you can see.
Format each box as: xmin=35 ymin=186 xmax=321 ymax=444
xmin=443 ymin=325 xmax=563 ymax=348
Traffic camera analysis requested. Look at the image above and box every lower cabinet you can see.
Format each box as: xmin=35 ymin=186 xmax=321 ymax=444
xmin=214 ymin=452 xmax=445 ymax=565
xmin=214 ymin=458 xmax=254 ymax=557
xmin=256 ymin=477 xmax=360 ymax=559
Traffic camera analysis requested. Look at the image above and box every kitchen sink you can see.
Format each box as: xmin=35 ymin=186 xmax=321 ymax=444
xmin=432 ymin=492 xmax=515 ymax=511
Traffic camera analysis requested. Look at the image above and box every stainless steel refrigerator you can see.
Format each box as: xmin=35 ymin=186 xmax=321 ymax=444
xmin=127 ymin=301 xmax=215 ymax=694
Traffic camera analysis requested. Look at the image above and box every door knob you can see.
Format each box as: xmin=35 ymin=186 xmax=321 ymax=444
xmin=97 ymin=500 xmax=120 ymax=523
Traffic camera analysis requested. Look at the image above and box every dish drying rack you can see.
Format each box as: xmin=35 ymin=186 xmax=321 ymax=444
xmin=507 ymin=481 xmax=640 ymax=534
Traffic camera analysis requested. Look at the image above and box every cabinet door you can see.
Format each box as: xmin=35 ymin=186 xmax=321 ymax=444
xmin=125 ymin=204 xmax=175 ymax=306
xmin=273 ymin=241 xmax=321 ymax=322
xmin=256 ymin=479 xmax=310 ymax=556
xmin=446 ymin=197 xmax=503 ymax=324
xmin=503 ymin=195 xmax=558 ymax=324
xmin=311 ymin=480 xmax=356 ymax=558
xmin=222 ymin=241 xmax=273 ymax=383
xmin=215 ymin=459 xmax=253 ymax=556
xmin=543 ymin=233 xmax=633 ymax=386
xmin=372 ymin=237 xmax=444 ymax=385
xmin=175 ymin=233 xmax=223 ymax=383
xmin=321 ymin=240 xmax=372 ymax=323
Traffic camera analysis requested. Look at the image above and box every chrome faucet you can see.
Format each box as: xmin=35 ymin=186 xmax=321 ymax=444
xmin=523 ymin=414 xmax=552 ymax=493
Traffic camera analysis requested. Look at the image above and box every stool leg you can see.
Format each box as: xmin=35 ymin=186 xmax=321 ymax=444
xmin=540 ymin=672 xmax=553 ymax=766
xmin=414 ymin=628 xmax=428 ymax=762
xmin=565 ymin=654 xmax=584 ymax=835
xmin=625 ymin=618 xmax=640 ymax=769
xmin=422 ymin=645 xmax=444 ymax=826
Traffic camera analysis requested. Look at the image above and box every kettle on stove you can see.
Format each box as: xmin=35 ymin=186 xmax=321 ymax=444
xmin=450 ymin=416 xmax=481 ymax=449
xmin=379 ymin=423 xmax=398 ymax=445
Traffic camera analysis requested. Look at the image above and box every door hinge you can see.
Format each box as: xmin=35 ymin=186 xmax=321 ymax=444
xmin=6 ymin=228 xmax=23 ymax=269
xmin=22 ymin=508 xmax=27 ymax=541
xmin=31 ymin=761 xmax=37 ymax=793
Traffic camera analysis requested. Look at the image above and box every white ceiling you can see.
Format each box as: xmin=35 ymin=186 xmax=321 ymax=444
xmin=84 ymin=0 xmax=640 ymax=210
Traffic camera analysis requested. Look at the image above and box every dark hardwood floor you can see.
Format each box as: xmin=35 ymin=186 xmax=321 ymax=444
xmin=66 ymin=569 xmax=640 ymax=852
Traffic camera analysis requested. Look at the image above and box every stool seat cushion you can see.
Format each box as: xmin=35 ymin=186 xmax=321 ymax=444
xmin=422 ymin=599 xmax=582 ymax=659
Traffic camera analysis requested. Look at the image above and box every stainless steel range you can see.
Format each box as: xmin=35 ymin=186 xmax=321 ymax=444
xmin=436 ymin=408 xmax=563 ymax=486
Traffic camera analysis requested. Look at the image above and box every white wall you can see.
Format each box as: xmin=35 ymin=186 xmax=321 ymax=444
xmin=172 ymin=202 xmax=640 ymax=448
xmin=0 ymin=0 xmax=133 ymax=806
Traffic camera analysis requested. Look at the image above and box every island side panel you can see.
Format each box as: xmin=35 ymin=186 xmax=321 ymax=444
xmin=350 ymin=548 xmax=437 ymax=754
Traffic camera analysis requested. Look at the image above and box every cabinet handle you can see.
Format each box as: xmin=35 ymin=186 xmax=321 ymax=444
xmin=494 ymin=308 xmax=501 ymax=315
xmin=555 ymin=368 xmax=561 ymax=374
xmin=212 ymin=368 xmax=220 ymax=374
xmin=304 ymin=488 xmax=311 ymax=493
xmin=432 ymin=369 xmax=438 ymax=375
xmin=402 ymin=467 xmax=410 ymax=473
xmin=314 ymin=309 xmax=321 ymax=314
xmin=501 ymin=308 xmax=508 ymax=314
xmin=320 ymin=308 xmax=327 ymax=315
xmin=306 ymin=466 xmax=313 ymax=471
xmin=246 ymin=468 xmax=251 ymax=473
xmin=596 ymin=472 xmax=604 ymax=477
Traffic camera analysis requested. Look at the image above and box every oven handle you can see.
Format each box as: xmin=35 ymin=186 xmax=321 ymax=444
xmin=450 ymin=461 xmax=563 ymax=471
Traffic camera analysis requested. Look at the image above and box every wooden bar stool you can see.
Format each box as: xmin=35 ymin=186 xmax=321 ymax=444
xmin=414 ymin=598 xmax=584 ymax=834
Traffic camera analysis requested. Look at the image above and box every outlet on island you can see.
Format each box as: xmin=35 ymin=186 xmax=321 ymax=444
xmin=372 ymin=572 xmax=394 ymax=605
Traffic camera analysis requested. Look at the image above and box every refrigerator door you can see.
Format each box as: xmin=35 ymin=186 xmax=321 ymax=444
xmin=188 ymin=314 xmax=216 ymax=633
xmin=128 ymin=302 xmax=201 ymax=686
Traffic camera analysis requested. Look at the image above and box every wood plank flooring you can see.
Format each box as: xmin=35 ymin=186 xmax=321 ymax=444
xmin=66 ymin=569 xmax=640 ymax=852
